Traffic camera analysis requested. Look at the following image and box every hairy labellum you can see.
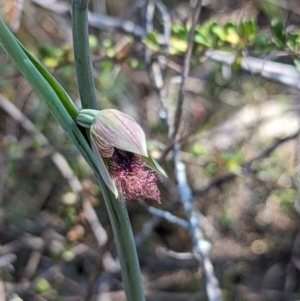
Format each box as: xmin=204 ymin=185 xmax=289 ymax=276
xmin=109 ymin=148 xmax=161 ymax=203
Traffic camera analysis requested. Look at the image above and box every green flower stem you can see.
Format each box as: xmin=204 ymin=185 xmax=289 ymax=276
xmin=71 ymin=0 xmax=98 ymax=109
xmin=71 ymin=2 xmax=146 ymax=300
xmin=98 ymin=182 xmax=146 ymax=301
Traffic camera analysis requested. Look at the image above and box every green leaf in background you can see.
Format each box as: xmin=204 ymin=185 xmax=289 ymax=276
xmin=170 ymin=37 xmax=188 ymax=54
xmin=239 ymin=18 xmax=257 ymax=42
xmin=142 ymin=31 xmax=161 ymax=52
xmin=195 ymin=21 xmax=218 ymax=48
xmin=194 ymin=24 xmax=212 ymax=47
xmin=252 ymin=34 xmax=269 ymax=50
xmin=171 ymin=23 xmax=188 ymax=40
xmin=287 ymin=32 xmax=300 ymax=53
xmin=224 ymin=22 xmax=240 ymax=45
xmin=210 ymin=22 xmax=226 ymax=42
xmin=34 ymin=278 xmax=52 ymax=294
xmin=89 ymin=34 xmax=98 ymax=50
xmin=194 ymin=32 xmax=213 ymax=47
xmin=271 ymin=18 xmax=285 ymax=47
xmin=127 ymin=57 xmax=140 ymax=69
xmin=231 ymin=54 xmax=243 ymax=70
xmin=207 ymin=21 xmax=226 ymax=47
xmin=259 ymin=0 xmax=283 ymax=20
xmin=103 ymin=38 xmax=115 ymax=58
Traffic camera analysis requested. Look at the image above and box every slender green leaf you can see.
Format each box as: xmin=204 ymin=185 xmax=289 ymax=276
xmin=271 ymin=18 xmax=285 ymax=47
xmin=18 ymin=42 xmax=79 ymax=120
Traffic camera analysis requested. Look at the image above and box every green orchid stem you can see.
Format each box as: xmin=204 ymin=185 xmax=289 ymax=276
xmin=71 ymin=2 xmax=146 ymax=300
xmin=71 ymin=0 xmax=98 ymax=110
xmin=98 ymin=180 xmax=145 ymax=301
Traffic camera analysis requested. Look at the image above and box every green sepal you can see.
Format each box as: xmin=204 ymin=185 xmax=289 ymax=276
xmin=91 ymin=137 xmax=118 ymax=198
xmin=144 ymin=156 xmax=167 ymax=177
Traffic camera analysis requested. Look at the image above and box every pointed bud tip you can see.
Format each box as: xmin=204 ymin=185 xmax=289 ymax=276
xmin=77 ymin=109 xmax=99 ymax=128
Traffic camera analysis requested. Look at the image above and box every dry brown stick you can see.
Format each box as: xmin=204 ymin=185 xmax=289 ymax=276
xmin=21 ymin=251 xmax=42 ymax=281
xmin=172 ymin=0 xmax=202 ymax=138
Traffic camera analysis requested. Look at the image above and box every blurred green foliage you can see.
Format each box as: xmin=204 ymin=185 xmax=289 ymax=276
xmin=135 ymin=17 xmax=300 ymax=69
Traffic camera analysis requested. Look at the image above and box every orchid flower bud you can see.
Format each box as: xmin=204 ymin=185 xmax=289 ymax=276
xmin=77 ymin=109 xmax=166 ymax=203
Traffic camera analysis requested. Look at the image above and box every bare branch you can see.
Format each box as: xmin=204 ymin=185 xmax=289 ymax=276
xmin=171 ymin=0 xmax=202 ymax=139
xmin=160 ymin=0 xmax=203 ymax=162
xmin=138 ymin=200 xmax=190 ymax=229
xmin=206 ymin=50 xmax=300 ymax=90
xmin=173 ymin=141 xmax=222 ymax=301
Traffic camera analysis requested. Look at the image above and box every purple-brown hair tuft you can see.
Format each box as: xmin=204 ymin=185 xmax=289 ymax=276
xmin=109 ymin=149 xmax=160 ymax=203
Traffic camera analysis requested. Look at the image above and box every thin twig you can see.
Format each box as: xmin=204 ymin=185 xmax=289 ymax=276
xmin=138 ymin=200 xmax=189 ymax=229
xmin=173 ymin=141 xmax=222 ymax=301
xmin=30 ymin=0 xmax=70 ymax=14
xmin=149 ymin=61 xmax=169 ymax=127
xmin=171 ymin=0 xmax=202 ymax=139
xmin=152 ymin=0 xmax=170 ymax=56
xmin=88 ymin=11 xmax=146 ymax=38
xmin=145 ymin=0 xmax=171 ymax=127
xmin=124 ymin=0 xmax=146 ymax=20
xmin=160 ymin=0 xmax=203 ymax=162
xmin=136 ymin=199 xmax=217 ymax=247
xmin=145 ymin=0 xmax=155 ymax=70
xmin=135 ymin=215 xmax=161 ymax=247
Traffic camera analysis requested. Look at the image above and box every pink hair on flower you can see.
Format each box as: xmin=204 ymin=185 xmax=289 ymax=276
xmin=108 ymin=148 xmax=160 ymax=203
